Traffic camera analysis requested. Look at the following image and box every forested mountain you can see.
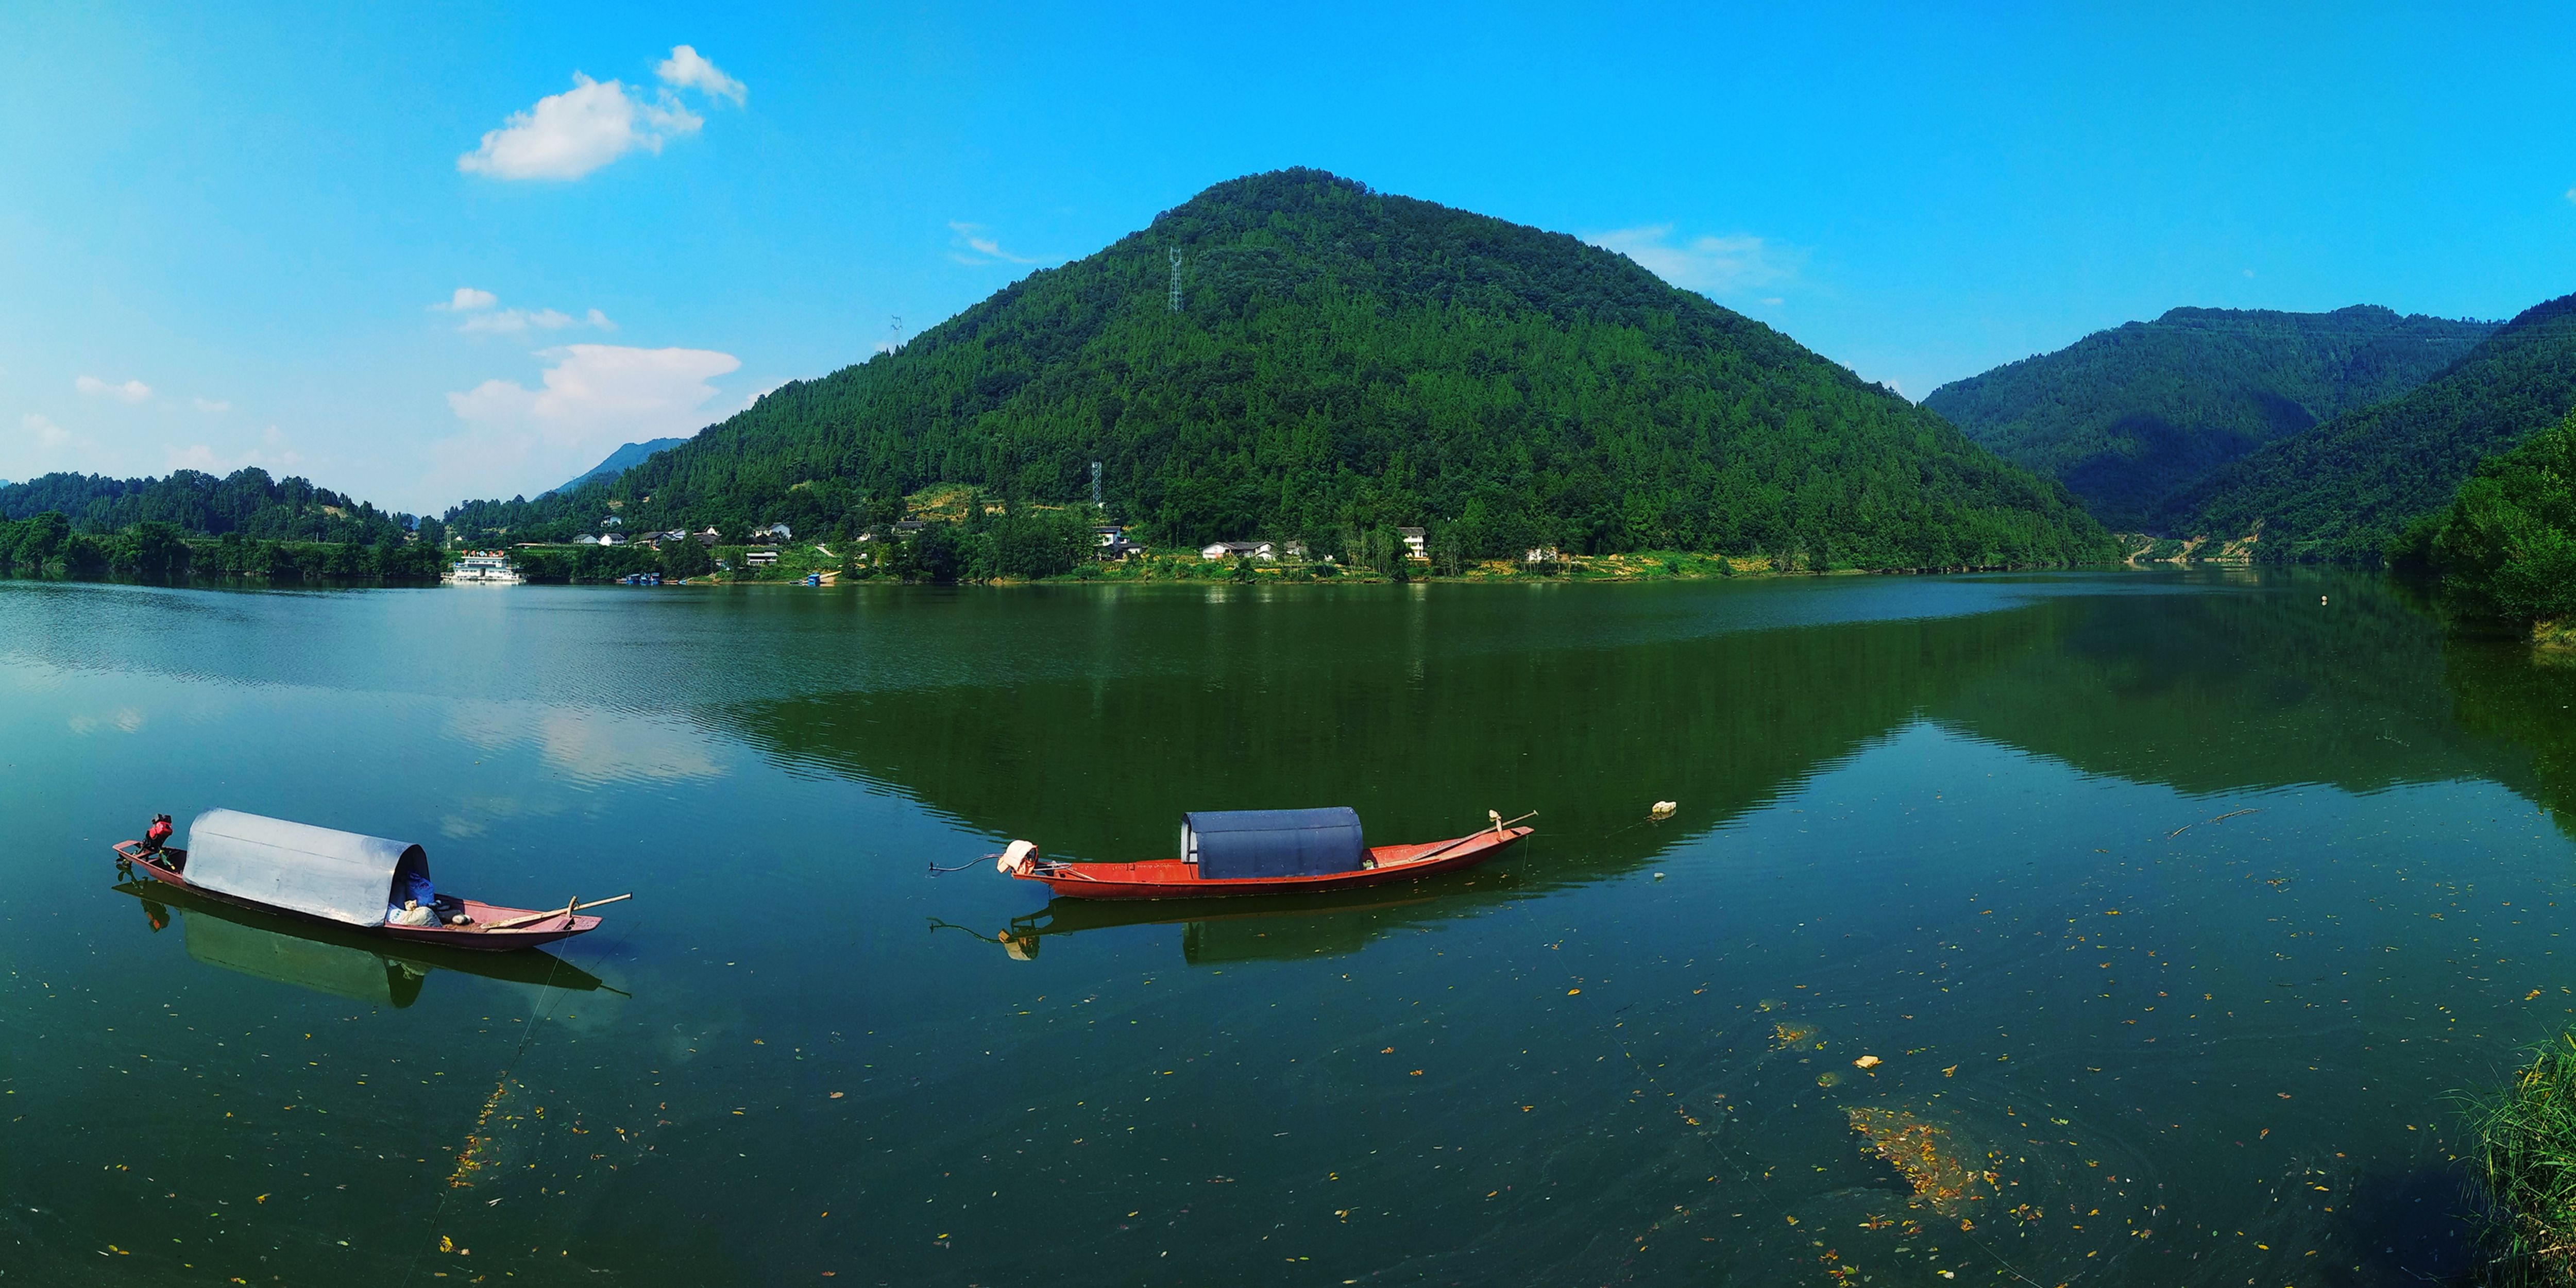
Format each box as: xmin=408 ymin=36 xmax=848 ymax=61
xmin=550 ymin=438 xmax=687 ymax=496
xmin=2167 ymin=291 xmax=2576 ymax=561
xmin=449 ymin=169 xmax=2113 ymax=569
xmin=0 ymin=467 xmax=418 ymax=543
xmin=1923 ymin=306 xmax=2495 ymax=530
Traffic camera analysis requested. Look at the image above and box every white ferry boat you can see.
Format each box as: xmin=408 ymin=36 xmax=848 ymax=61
xmin=442 ymin=551 xmax=524 ymax=585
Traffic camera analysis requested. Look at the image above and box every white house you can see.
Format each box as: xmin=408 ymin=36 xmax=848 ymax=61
xmin=1199 ymin=540 xmax=1276 ymax=562
xmin=744 ymin=548 xmax=781 ymax=567
xmin=599 ymin=532 xmax=626 ymax=546
xmin=1397 ymin=527 xmax=1428 ymax=560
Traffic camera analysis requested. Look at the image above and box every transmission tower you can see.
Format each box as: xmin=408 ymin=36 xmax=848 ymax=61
xmin=888 ymin=315 xmax=904 ymax=353
xmin=1167 ymin=249 xmax=1182 ymax=313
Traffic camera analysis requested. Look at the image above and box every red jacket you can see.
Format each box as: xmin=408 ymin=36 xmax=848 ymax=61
xmin=145 ymin=819 xmax=173 ymax=848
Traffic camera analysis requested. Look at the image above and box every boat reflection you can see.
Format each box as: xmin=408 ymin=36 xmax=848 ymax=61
xmin=113 ymin=880 xmax=616 ymax=1006
xmin=950 ymin=882 xmax=1516 ymax=965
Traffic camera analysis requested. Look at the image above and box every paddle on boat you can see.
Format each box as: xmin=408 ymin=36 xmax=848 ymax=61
xmin=113 ymin=808 xmax=624 ymax=952
xmin=995 ymin=806 xmax=1533 ymax=900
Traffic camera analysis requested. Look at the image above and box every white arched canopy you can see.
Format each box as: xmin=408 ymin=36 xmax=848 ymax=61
xmin=183 ymin=809 xmax=427 ymax=928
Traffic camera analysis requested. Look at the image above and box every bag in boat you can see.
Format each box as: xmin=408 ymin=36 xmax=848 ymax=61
xmin=1182 ymin=807 xmax=1365 ymax=879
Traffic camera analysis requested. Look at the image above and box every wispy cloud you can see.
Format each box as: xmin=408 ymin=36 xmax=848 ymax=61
xmin=22 ymin=412 xmax=72 ymax=447
xmin=75 ymin=375 xmax=152 ymax=403
xmin=459 ymin=307 xmax=616 ymax=335
xmin=192 ymin=397 xmax=231 ymax=414
xmin=947 ymin=221 xmax=1044 ymax=266
xmin=165 ymin=426 xmax=300 ymax=475
xmin=1585 ymin=226 xmax=1803 ymax=296
xmin=433 ymin=288 xmax=613 ymax=334
xmin=656 ymin=45 xmax=745 ymax=105
xmin=458 ymin=46 xmax=744 ymax=181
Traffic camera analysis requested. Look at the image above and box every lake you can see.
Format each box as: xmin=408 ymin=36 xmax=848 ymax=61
xmin=3 ymin=570 xmax=2572 ymax=1285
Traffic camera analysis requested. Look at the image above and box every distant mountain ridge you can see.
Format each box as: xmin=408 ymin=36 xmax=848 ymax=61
xmin=1924 ymin=305 xmax=2497 ymax=530
xmin=448 ymin=168 xmax=2112 ymax=570
xmin=2171 ymin=290 xmax=2576 ymax=560
xmin=548 ymin=438 xmax=687 ymax=497
xmin=0 ymin=467 xmax=418 ymax=543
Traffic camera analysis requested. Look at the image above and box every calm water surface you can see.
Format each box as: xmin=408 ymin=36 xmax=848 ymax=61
xmin=4 ymin=571 xmax=2574 ymax=1285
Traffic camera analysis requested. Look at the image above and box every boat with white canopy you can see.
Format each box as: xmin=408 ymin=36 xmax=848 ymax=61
xmin=113 ymin=809 xmax=624 ymax=952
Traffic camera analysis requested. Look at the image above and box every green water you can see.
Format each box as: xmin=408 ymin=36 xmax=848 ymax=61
xmin=3 ymin=571 xmax=2573 ymax=1285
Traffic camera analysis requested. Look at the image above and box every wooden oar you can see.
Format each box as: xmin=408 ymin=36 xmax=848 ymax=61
xmin=1401 ymin=810 xmax=1537 ymax=866
xmin=477 ymin=893 xmax=633 ymax=931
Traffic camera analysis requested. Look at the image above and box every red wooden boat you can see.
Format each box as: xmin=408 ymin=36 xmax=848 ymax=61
xmin=112 ymin=809 xmax=621 ymax=952
xmin=998 ymin=807 xmax=1532 ymax=900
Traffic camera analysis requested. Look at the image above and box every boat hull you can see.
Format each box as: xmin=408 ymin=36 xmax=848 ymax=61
xmin=1011 ymin=826 xmax=1531 ymax=900
xmin=113 ymin=842 xmax=600 ymax=951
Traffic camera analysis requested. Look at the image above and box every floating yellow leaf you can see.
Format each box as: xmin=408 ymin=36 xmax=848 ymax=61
xmin=1854 ymin=1055 xmax=1882 ymax=1069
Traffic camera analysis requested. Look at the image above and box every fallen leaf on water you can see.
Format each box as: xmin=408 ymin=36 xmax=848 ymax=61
xmin=1854 ymin=1056 xmax=1882 ymax=1070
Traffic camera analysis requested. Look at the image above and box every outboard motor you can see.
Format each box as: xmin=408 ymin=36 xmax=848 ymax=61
xmin=995 ymin=839 xmax=1039 ymax=876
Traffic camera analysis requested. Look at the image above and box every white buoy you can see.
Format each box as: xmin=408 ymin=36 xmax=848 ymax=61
xmin=1650 ymin=800 xmax=1677 ymax=819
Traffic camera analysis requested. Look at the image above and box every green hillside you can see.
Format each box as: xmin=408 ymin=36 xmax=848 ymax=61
xmin=0 ymin=468 xmax=442 ymax=581
xmin=0 ymin=467 xmax=420 ymax=544
xmin=1923 ymin=306 xmax=2495 ymax=530
xmin=450 ymin=169 xmax=2113 ymax=570
xmin=2166 ymin=291 xmax=2576 ymax=561
xmin=2424 ymin=410 xmax=2576 ymax=631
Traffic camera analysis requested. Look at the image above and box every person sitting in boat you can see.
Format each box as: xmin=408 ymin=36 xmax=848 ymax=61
xmin=388 ymin=858 xmax=439 ymax=925
xmin=141 ymin=813 xmax=174 ymax=855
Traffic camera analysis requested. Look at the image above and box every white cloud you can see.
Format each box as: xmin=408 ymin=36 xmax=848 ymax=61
xmin=1586 ymin=226 xmax=1803 ymax=296
xmin=75 ymin=375 xmax=152 ymax=403
xmin=457 ymin=306 xmax=615 ymax=335
xmin=22 ymin=412 xmax=71 ymax=447
xmin=437 ymin=287 xmax=499 ymax=312
xmin=434 ymin=344 xmax=739 ymax=498
xmin=457 ymin=73 xmax=702 ymax=181
xmin=192 ymin=397 xmax=231 ymax=414
xmin=948 ymin=221 xmax=1044 ymax=265
xmin=657 ymin=45 xmax=745 ymax=104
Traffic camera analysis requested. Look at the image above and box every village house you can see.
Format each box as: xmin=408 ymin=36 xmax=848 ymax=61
xmin=1200 ymin=540 xmax=1276 ymax=561
xmin=744 ymin=548 xmax=781 ymax=567
xmin=1397 ymin=527 xmax=1428 ymax=560
xmin=1095 ymin=525 xmax=1139 ymax=560
xmin=694 ymin=527 xmax=723 ymax=547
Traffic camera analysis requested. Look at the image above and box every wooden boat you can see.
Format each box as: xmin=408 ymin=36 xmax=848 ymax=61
xmin=112 ymin=809 xmax=623 ymax=952
xmin=999 ymin=806 xmax=1532 ymax=900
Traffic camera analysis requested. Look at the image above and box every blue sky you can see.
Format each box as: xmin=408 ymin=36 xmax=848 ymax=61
xmin=6 ymin=2 xmax=2575 ymax=513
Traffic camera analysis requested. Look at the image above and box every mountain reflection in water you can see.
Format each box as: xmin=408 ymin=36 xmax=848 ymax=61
xmin=727 ymin=573 xmax=2576 ymax=899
